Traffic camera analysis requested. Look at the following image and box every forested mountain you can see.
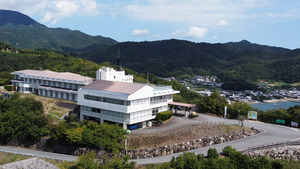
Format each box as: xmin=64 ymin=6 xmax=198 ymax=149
xmin=0 ymin=10 xmax=117 ymax=53
xmin=82 ymin=39 xmax=299 ymax=83
xmin=1 ymin=10 xmax=299 ymax=83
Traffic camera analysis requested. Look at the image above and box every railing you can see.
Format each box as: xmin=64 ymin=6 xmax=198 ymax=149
xmin=153 ymin=85 xmax=172 ymax=92
xmin=244 ymin=140 xmax=300 ymax=152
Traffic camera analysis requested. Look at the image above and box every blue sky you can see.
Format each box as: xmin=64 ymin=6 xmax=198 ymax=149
xmin=1 ymin=0 xmax=300 ymax=49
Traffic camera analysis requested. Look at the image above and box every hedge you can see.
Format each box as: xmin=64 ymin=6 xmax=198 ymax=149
xmin=4 ymin=85 xmax=12 ymax=91
xmin=155 ymin=110 xmax=173 ymax=121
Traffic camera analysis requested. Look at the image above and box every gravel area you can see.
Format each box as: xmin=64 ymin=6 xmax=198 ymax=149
xmin=0 ymin=157 xmax=58 ymax=169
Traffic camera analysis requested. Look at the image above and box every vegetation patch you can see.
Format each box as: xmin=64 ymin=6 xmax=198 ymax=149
xmin=127 ymin=124 xmax=246 ymax=149
xmin=50 ymin=117 xmax=126 ymax=154
xmin=0 ymin=94 xmax=49 ymax=145
xmin=0 ymin=152 xmax=31 ymax=165
xmin=155 ymin=110 xmax=173 ymax=121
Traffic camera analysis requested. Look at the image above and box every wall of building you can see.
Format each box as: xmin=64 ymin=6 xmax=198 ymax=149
xmin=96 ymin=67 xmax=133 ymax=83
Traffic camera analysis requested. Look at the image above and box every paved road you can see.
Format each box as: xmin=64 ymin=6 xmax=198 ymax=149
xmin=130 ymin=113 xmax=300 ymax=164
xmin=0 ymin=146 xmax=78 ymax=162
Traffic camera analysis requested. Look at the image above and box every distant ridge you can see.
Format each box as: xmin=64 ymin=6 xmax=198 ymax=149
xmin=0 ymin=10 xmax=38 ymax=26
xmin=0 ymin=9 xmax=118 ymax=52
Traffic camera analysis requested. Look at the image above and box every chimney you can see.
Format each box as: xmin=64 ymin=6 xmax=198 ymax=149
xmin=117 ymin=48 xmax=123 ymax=71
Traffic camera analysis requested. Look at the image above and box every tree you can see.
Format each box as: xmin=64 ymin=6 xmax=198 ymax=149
xmin=63 ymin=151 xmax=136 ymax=169
xmin=197 ymin=88 xmax=228 ymax=116
xmin=207 ymin=148 xmax=219 ymax=159
xmin=0 ymin=97 xmax=49 ymax=144
xmin=227 ymin=102 xmax=254 ymax=119
xmin=238 ymin=115 xmax=247 ymax=127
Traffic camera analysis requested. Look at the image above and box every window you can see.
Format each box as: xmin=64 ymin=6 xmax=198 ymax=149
xmin=64 ymin=83 xmax=68 ymax=88
xmin=53 ymin=81 xmax=56 ymax=87
xmin=92 ymin=108 xmax=101 ymax=113
xmin=61 ymin=92 xmax=64 ymax=99
xmin=72 ymin=94 xmax=76 ymax=101
xmin=55 ymin=91 xmax=58 ymax=98
xmin=66 ymin=93 xmax=69 ymax=100
xmin=152 ymin=109 xmax=158 ymax=116
xmin=84 ymin=94 xmax=129 ymax=106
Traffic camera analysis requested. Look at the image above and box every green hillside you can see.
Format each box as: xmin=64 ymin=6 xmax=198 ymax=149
xmin=1 ymin=10 xmax=299 ymax=84
xmin=82 ymin=39 xmax=299 ymax=83
xmin=0 ymin=42 xmax=198 ymax=103
xmin=0 ymin=10 xmax=117 ymax=53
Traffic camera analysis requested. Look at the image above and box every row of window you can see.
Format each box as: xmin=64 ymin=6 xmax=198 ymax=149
xmin=23 ymin=78 xmax=82 ymax=90
xmin=84 ymin=95 xmax=130 ymax=106
xmin=130 ymin=98 xmax=149 ymax=106
xmin=81 ymin=106 xmax=125 ymax=118
xmin=82 ymin=106 xmax=101 ymax=113
xmin=130 ymin=109 xmax=152 ymax=120
xmin=150 ymin=95 xmax=172 ymax=104
xmin=39 ymin=89 xmax=76 ymax=101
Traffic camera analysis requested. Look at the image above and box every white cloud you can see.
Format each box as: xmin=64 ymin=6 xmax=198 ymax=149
xmin=42 ymin=1 xmax=79 ymax=24
xmin=184 ymin=26 xmax=207 ymax=39
xmin=123 ymin=0 xmax=300 ymax=27
xmin=218 ymin=19 xmax=229 ymax=26
xmin=212 ymin=36 xmax=218 ymax=39
xmin=171 ymin=30 xmax=181 ymax=36
xmin=131 ymin=29 xmax=149 ymax=36
xmin=0 ymin=0 xmax=101 ymax=24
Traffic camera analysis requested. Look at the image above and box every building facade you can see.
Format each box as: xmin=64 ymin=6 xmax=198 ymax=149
xmin=11 ymin=70 xmax=93 ymax=101
xmin=77 ymin=80 xmax=179 ymax=129
xmin=11 ymin=66 xmax=180 ymax=130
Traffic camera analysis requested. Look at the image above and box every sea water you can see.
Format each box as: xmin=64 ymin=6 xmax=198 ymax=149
xmin=250 ymin=101 xmax=300 ymax=111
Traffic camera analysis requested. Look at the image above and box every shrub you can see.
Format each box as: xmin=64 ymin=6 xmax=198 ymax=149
xmin=222 ymin=146 xmax=235 ymax=156
xmin=155 ymin=110 xmax=173 ymax=121
xmin=4 ymin=85 xmax=12 ymax=91
xmin=207 ymin=148 xmax=219 ymax=159
xmin=188 ymin=113 xmax=199 ymax=118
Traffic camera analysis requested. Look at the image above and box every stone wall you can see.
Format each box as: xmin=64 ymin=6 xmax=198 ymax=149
xmin=244 ymin=145 xmax=300 ymax=160
xmin=122 ymin=129 xmax=259 ymax=159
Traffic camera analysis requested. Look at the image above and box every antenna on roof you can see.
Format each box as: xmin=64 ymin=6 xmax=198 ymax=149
xmin=117 ymin=47 xmax=123 ymax=71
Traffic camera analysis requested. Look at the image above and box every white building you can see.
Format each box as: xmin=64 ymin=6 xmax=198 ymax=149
xmin=78 ymin=67 xmax=179 ymax=129
xmin=11 ymin=70 xmax=93 ymax=101
xmin=96 ymin=67 xmax=133 ymax=83
xmin=11 ymin=65 xmax=180 ymax=130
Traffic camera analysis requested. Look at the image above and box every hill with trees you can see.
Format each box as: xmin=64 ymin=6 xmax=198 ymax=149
xmin=0 ymin=10 xmax=117 ymax=54
xmin=82 ymin=39 xmax=300 ymax=83
xmin=0 ymin=42 xmax=199 ymax=103
xmin=1 ymin=10 xmax=300 ymax=84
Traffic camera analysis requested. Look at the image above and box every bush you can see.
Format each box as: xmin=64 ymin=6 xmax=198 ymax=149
xmin=188 ymin=113 xmax=199 ymax=118
xmin=4 ymin=85 xmax=12 ymax=91
xmin=155 ymin=110 xmax=173 ymax=121
xmin=207 ymin=148 xmax=219 ymax=159
xmin=222 ymin=146 xmax=236 ymax=156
